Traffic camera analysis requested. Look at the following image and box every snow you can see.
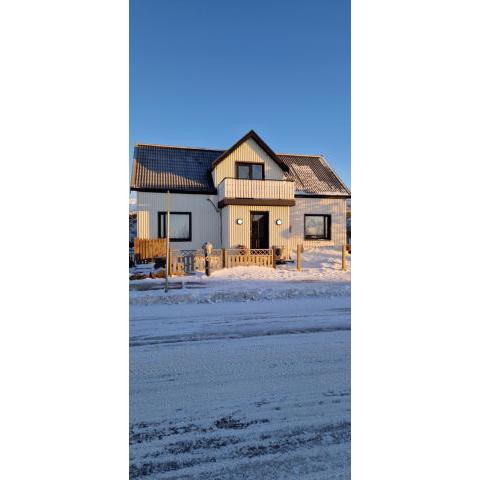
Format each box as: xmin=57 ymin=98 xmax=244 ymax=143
xmin=130 ymin=248 xmax=350 ymax=306
xmin=130 ymin=295 xmax=351 ymax=479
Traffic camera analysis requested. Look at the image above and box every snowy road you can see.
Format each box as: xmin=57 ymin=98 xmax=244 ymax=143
xmin=130 ymin=297 xmax=350 ymax=479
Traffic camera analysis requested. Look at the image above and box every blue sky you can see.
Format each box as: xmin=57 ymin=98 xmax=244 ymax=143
xmin=130 ymin=0 xmax=350 ymax=186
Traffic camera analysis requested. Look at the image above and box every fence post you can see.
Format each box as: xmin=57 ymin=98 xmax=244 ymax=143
xmin=271 ymin=248 xmax=276 ymax=269
xmin=221 ymin=248 xmax=226 ymax=268
xmin=296 ymin=244 xmax=302 ymax=271
xmin=342 ymin=245 xmax=347 ymax=271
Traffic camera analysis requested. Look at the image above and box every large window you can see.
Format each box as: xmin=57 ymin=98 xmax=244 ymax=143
xmin=304 ymin=214 xmax=331 ymax=240
xmin=158 ymin=212 xmax=192 ymax=242
xmin=236 ymin=162 xmax=264 ymax=180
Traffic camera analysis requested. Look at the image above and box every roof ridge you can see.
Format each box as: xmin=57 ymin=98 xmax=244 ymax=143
xmin=135 ymin=145 xmax=325 ymax=158
xmin=277 ymin=152 xmax=324 ymax=157
xmin=135 ymin=143 xmax=225 ymax=152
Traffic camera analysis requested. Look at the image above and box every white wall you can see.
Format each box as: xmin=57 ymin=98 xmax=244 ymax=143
xmin=289 ymin=197 xmax=347 ymax=248
xmin=212 ymin=138 xmax=285 ymax=186
xmin=223 ymin=205 xmax=290 ymax=251
xmin=136 ymin=192 xmax=347 ymax=252
xmin=136 ymin=192 xmax=221 ymax=250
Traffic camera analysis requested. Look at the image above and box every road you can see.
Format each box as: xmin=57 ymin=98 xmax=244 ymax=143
xmin=130 ymin=296 xmax=350 ymax=479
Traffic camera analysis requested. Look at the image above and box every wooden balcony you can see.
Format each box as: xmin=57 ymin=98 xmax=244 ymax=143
xmin=217 ymin=178 xmax=295 ymax=207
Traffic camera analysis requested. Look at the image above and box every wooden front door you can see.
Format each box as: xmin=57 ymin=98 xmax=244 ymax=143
xmin=250 ymin=211 xmax=269 ymax=249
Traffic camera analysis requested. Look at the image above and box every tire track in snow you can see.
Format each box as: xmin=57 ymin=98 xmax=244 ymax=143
xmin=130 ymin=324 xmax=350 ymax=347
xmin=130 ymin=417 xmax=350 ymax=479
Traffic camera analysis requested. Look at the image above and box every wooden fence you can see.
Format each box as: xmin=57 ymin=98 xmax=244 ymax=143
xmin=169 ymin=249 xmax=224 ymax=275
xmin=133 ymin=241 xmax=275 ymax=273
xmin=193 ymin=249 xmax=223 ymax=272
xmin=169 ymin=248 xmax=274 ymax=273
xmin=134 ymin=238 xmax=167 ymax=261
xmin=224 ymin=248 xmax=274 ymax=268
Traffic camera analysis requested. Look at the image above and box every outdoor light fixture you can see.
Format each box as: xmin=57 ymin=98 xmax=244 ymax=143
xmin=275 ymin=219 xmax=283 ymax=225
xmin=236 ymin=218 xmax=243 ymax=225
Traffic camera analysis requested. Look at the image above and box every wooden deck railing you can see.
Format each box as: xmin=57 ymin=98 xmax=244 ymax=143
xmin=218 ymin=178 xmax=295 ymax=201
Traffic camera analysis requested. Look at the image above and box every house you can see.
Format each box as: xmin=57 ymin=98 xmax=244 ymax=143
xmin=130 ymin=130 xmax=350 ymax=257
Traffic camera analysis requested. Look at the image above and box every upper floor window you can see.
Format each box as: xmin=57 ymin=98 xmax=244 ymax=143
xmin=236 ymin=162 xmax=264 ymax=180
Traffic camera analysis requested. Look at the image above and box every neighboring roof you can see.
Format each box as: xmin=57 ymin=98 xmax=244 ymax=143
xmin=210 ymin=130 xmax=289 ymax=172
xmin=131 ymin=133 xmax=350 ymax=197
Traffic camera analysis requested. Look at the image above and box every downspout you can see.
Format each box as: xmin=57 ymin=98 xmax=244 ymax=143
xmin=206 ymin=198 xmax=222 ymax=247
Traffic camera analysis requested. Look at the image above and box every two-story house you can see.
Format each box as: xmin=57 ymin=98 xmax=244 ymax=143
xmin=130 ymin=130 xmax=350 ymax=257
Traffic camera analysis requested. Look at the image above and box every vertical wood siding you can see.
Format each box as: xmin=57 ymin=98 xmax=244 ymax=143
xmin=289 ymin=197 xmax=347 ymax=248
xmin=224 ymin=205 xmax=290 ymax=252
xmin=212 ymin=138 xmax=285 ymax=186
xmin=136 ymin=192 xmax=221 ymax=249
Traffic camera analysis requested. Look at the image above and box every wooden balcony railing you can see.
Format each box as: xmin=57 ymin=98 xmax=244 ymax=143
xmin=217 ymin=178 xmax=295 ymax=207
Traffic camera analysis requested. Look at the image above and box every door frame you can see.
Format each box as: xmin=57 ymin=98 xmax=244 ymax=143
xmin=250 ymin=211 xmax=269 ymax=249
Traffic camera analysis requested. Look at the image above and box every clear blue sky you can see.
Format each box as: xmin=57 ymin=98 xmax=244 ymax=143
xmin=130 ymin=0 xmax=350 ymax=187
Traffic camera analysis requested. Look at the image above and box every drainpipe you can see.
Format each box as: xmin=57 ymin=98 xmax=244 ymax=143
xmin=206 ymin=198 xmax=222 ymax=246
xmin=165 ymin=190 xmax=170 ymax=293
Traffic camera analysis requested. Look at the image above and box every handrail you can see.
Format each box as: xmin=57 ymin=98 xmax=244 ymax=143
xmin=217 ymin=176 xmax=295 ymax=187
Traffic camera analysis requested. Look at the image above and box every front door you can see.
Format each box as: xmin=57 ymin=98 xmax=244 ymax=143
xmin=250 ymin=211 xmax=269 ymax=249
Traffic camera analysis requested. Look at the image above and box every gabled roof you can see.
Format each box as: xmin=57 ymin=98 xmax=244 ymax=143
xmin=130 ymin=144 xmax=219 ymax=194
xmin=279 ymin=154 xmax=351 ymax=196
xmin=210 ymin=130 xmax=289 ymax=172
xmin=131 ymin=134 xmax=350 ymax=197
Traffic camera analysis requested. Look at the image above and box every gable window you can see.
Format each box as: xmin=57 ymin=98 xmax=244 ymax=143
xmin=158 ymin=212 xmax=192 ymax=242
xmin=304 ymin=214 xmax=331 ymax=240
xmin=236 ymin=162 xmax=264 ymax=180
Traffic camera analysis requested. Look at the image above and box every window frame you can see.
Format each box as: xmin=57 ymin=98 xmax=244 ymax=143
xmin=235 ymin=162 xmax=265 ymax=180
xmin=304 ymin=214 xmax=332 ymax=240
xmin=158 ymin=211 xmax=192 ymax=242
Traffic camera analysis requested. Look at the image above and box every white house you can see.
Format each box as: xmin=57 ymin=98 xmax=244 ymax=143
xmin=130 ymin=130 xmax=350 ymax=257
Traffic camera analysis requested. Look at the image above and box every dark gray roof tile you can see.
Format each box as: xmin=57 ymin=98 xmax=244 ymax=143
xmin=131 ymin=145 xmax=220 ymax=193
xmin=278 ymin=154 xmax=350 ymax=196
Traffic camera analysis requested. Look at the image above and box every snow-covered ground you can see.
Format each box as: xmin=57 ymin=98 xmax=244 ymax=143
xmin=130 ymin=248 xmax=351 ymax=305
xmin=130 ymin=295 xmax=351 ymax=479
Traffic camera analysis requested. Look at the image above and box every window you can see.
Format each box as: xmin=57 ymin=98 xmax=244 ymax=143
xmin=158 ymin=212 xmax=192 ymax=242
xmin=236 ymin=162 xmax=264 ymax=180
xmin=304 ymin=214 xmax=331 ymax=240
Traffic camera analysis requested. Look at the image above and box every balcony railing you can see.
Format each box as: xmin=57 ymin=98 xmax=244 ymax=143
xmin=217 ymin=178 xmax=295 ymax=203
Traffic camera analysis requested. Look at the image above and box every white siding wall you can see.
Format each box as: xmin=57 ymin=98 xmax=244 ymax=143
xmin=136 ymin=192 xmax=221 ymax=249
xmin=289 ymin=197 xmax=347 ymax=248
xmin=212 ymin=138 xmax=285 ymax=186
xmin=221 ymin=204 xmax=230 ymax=247
xmin=224 ymin=205 xmax=290 ymax=251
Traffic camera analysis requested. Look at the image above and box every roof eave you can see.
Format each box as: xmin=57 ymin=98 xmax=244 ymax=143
xmin=130 ymin=187 xmax=218 ymax=195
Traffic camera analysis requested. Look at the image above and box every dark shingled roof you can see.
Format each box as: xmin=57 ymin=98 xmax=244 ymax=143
xmin=278 ymin=154 xmax=350 ymax=196
xmin=131 ymin=137 xmax=350 ymax=197
xmin=130 ymin=145 xmax=220 ymax=194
